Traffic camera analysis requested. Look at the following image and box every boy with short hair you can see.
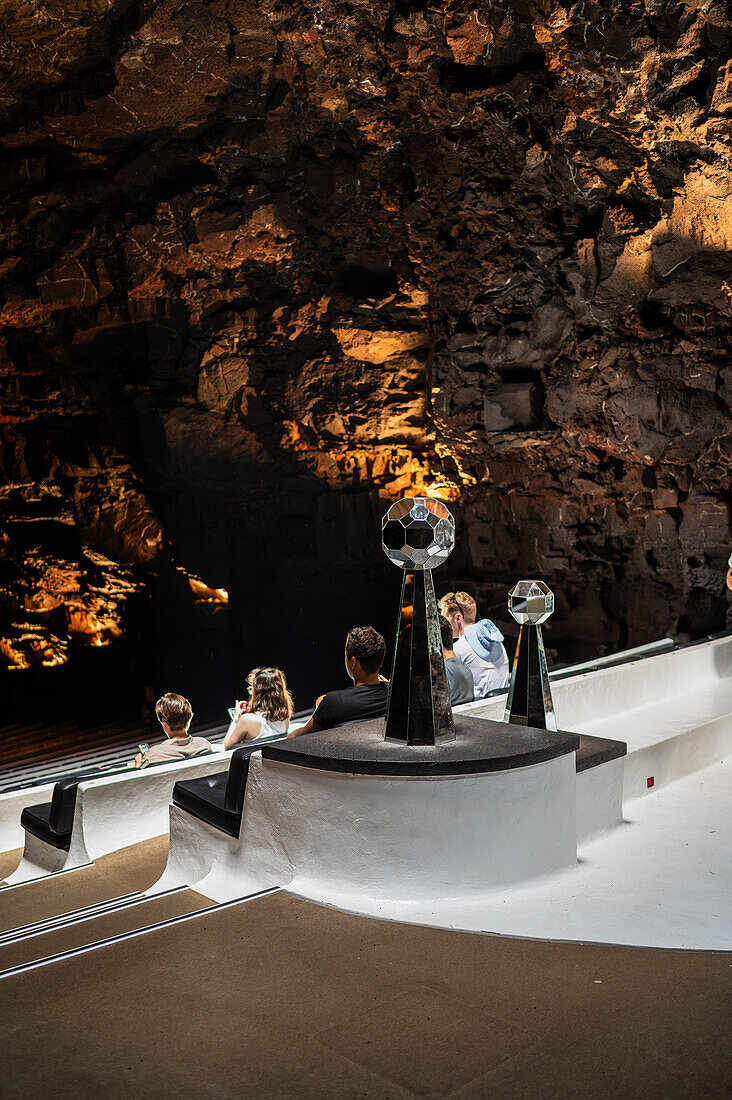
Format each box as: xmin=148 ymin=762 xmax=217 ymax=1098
xmin=134 ymin=693 xmax=213 ymax=768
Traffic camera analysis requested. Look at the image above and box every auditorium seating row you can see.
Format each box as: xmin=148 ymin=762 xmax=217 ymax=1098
xmin=2 ymin=752 xmax=228 ymax=886
xmin=1 ymin=633 xmax=730 ymax=903
xmin=19 ymin=743 xmax=257 ymax=851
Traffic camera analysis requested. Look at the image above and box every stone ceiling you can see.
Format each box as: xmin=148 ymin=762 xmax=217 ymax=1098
xmin=0 ymin=0 xmax=730 ymax=701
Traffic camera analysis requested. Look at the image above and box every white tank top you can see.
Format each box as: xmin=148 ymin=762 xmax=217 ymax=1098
xmin=252 ymin=711 xmax=288 ymax=742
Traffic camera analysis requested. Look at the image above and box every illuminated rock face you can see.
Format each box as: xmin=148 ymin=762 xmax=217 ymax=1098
xmin=0 ymin=1 xmax=730 ymax=709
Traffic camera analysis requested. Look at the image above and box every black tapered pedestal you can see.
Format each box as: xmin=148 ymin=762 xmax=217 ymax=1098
xmin=505 ymin=623 xmax=557 ymax=732
xmin=385 ymin=569 xmax=455 ymax=745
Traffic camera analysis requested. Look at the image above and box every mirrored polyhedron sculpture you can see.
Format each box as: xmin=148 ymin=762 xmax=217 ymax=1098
xmin=382 ymin=497 xmax=455 ymax=745
xmin=504 ymin=579 xmax=557 ymax=732
xmin=507 ymin=579 xmax=554 ymax=625
xmin=382 ymin=497 xmax=455 ymax=571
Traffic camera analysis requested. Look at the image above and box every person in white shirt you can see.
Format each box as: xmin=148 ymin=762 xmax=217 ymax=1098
xmin=727 ymin=551 xmax=732 ymax=593
xmin=439 ymin=591 xmax=510 ymax=698
xmin=225 ymin=667 xmax=293 ymax=748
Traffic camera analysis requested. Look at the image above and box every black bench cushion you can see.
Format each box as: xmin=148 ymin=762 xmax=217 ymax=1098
xmin=172 ymin=744 xmax=255 ymax=836
xmin=173 ymin=772 xmax=240 ymax=836
xmin=21 ymin=802 xmax=71 ymax=851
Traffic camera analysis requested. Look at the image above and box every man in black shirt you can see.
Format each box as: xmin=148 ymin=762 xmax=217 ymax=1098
xmin=290 ymin=626 xmax=389 ymax=736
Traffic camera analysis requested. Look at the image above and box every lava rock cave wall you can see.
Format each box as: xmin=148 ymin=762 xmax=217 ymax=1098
xmin=0 ymin=0 xmax=730 ymax=711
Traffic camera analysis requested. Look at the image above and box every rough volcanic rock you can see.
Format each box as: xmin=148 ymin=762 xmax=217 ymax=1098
xmin=0 ymin=0 xmax=730 ymax=712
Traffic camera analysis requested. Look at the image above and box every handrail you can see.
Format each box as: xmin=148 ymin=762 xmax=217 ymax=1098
xmin=548 ymin=629 xmax=731 ymax=681
xmin=548 ymin=638 xmax=674 ymax=681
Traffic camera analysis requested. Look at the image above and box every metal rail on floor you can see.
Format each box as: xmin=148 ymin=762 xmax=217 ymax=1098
xmin=0 ymin=888 xmax=188 ymax=947
xmin=0 ymin=861 xmax=94 ymax=892
xmin=0 ymin=888 xmax=280 ymax=980
xmin=0 ymin=891 xmax=140 ymax=943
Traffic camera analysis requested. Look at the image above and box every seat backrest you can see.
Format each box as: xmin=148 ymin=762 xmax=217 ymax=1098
xmin=224 ymin=745 xmax=256 ymax=815
xmin=48 ymin=776 xmax=82 ymax=835
xmin=48 ymin=769 xmax=110 ymax=835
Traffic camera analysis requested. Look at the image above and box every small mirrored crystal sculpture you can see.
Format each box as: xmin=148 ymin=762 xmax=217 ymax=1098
xmin=382 ymin=497 xmax=456 ymax=745
xmin=504 ymin=579 xmax=557 ymax=732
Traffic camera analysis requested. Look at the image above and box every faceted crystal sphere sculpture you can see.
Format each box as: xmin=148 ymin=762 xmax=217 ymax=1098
xmin=505 ymin=579 xmax=557 ymax=732
xmin=382 ymin=497 xmax=455 ymax=571
xmin=382 ymin=497 xmax=455 ymax=745
xmin=508 ymin=579 xmax=554 ymax=625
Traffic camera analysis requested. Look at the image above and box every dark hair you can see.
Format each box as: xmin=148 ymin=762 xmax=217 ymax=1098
xmin=156 ymin=692 xmax=193 ymax=732
xmin=345 ymin=626 xmax=386 ymax=674
xmin=245 ymin=667 xmax=294 ymax=724
xmin=439 ymin=615 xmax=454 ymax=651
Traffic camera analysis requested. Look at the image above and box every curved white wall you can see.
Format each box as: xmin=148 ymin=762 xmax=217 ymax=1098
xmin=155 ymin=751 xmax=578 ymax=908
xmin=0 ymin=782 xmax=55 ymax=854
xmin=265 ymin=755 xmax=577 ymax=913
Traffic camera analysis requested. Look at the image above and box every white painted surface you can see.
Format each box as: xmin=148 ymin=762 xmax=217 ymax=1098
xmin=154 ymin=752 xmax=578 ymax=906
xmin=2 ymin=751 xmax=228 ymax=886
xmin=154 ymin=634 xmax=732 ymax=946
xmin=0 ymin=783 xmax=55 ymax=854
xmin=551 ymin=634 xmax=732 ymax=734
xmin=152 ymin=793 xmax=292 ymax=903
xmin=598 ymin=693 xmax=732 ymax=800
xmin=289 ymin=757 xmax=730 ymax=951
xmin=4 ymin=636 xmax=732 ymax=949
xmin=463 ymin=634 xmax=732 ymax=728
xmin=152 ymin=751 xmax=301 ymax=900
xmin=75 ymin=752 xmax=227 ymax=861
xmin=575 ymin=757 xmax=624 ymax=845
xmin=3 ymin=634 xmax=728 ymax=858
xmin=462 ymin=635 xmax=732 ymax=794
xmin=4 ymin=828 xmax=90 ymax=882
xmin=3 ymin=809 xmax=94 ymax=887
xmin=257 ymin=755 xmax=577 ymax=906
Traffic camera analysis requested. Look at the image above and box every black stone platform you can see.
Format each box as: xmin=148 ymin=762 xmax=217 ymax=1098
xmin=262 ymin=714 xmax=581 ymax=776
xmin=575 ymin=734 xmax=627 ymax=773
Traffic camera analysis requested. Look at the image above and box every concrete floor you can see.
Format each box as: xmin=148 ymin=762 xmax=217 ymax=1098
xmin=1 ymin=890 xmax=730 ymax=1100
xmin=0 ymin=836 xmax=171 ymax=933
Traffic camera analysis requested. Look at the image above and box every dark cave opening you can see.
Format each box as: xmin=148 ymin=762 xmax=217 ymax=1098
xmin=334 ymin=262 xmax=400 ymax=301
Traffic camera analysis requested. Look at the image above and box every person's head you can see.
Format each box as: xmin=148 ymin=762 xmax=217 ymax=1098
xmin=155 ymin=693 xmax=193 ymax=738
xmin=345 ymin=626 xmax=386 ymax=683
xmin=439 ymin=592 xmax=477 ymax=638
xmin=439 ymin=615 xmax=455 ymax=656
xmin=245 ymin=667 xmax=294 ymax=723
